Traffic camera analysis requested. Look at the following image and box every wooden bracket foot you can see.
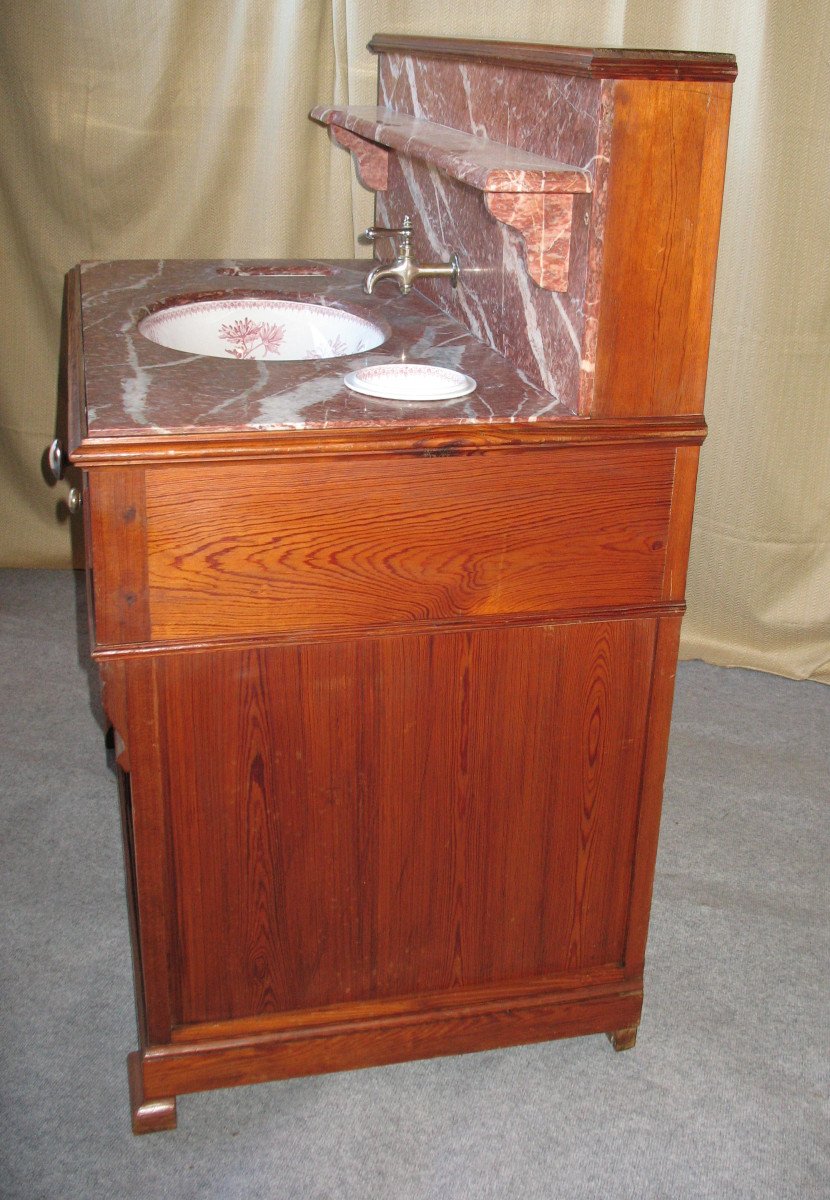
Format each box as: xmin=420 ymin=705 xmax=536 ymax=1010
xmin=607 ymin=1025 xmax=639 ymax=1052
xmin=128 ymin=1052 xmax=177 ymax=1134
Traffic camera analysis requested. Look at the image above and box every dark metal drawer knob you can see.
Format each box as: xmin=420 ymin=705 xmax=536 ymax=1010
xmin=47 ymin=438 xmax=65 ymax=482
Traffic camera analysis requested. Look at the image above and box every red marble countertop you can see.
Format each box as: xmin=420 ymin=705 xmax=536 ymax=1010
xmin=77 ymin=259 xmax=572 ymax=440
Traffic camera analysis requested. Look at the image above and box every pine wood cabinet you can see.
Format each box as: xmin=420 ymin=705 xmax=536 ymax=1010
xmin=63 ymin=37 xmax=734 ymax=1132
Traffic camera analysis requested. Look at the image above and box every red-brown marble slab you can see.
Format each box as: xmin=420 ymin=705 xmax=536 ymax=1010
xmin=369 ymin=52 xmax=606 ymax=408
xmin=579 ymin=80 xmax=616 ymax=414
xmin=379 ymin=56 xmax=604 ymax=168
xmin=485 ymin=193 xmax=575 ymax=292
xmin=76 ymin=259 xmax=571 ymax=440
xmin=329 ymin=125 xmax=389 ymax=191
xmin=311 ymin=107 xmax=592 ymax=194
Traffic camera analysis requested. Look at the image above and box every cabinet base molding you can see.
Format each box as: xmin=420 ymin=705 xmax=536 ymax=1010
xmin=129 ymin=981 xmax=643 ymax=1118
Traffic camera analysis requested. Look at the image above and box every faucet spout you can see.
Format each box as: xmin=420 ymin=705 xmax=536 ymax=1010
xmin=364 ymin=261 xmax=410 ymax=295
xmin=362 ymin=215 xmax=460 ymax=296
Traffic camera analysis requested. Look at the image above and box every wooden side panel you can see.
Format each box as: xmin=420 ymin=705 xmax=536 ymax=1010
xmin=122 ymin=655 xmax=178 ymax=1043
xmin=624 ymin=613 xmax=684 ymax=970
xmin=150 ymin=619 xmax=657 ymax=1027
xmin=662 ymin=444 xmax=700 ymax=601
xmin=143 ymin=448 xmax=674 ymax=642
xmin=87 ymin=466 xmax=151 ymax=646
xmin=591 ymin=80 xmax=733 ymax=417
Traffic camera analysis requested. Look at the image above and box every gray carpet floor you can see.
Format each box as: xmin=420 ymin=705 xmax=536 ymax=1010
xmin=1 ymin=568 xmax=827 ymax=1199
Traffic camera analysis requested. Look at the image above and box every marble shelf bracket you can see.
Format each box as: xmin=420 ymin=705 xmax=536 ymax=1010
xmin=485 ymin=192 xmax=576 ymax=292
xmin=328 ymin=125 xmax=389 ymax=192
xmin=311 ymin=104 xmax=592 ymax=292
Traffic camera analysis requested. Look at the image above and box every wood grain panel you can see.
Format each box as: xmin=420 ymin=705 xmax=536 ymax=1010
xmin=591 ymin=80 xmax=733 ymax=417
xmin=151 ymin=619 xmax=656 ymax=1026
xmin=122 ymin=655 xmax=178 ymax=1042
xmin=144 ymin=447 xmax=674 ymax=642
xmin=623 ymin=613 xmax=683 ymax=970
xmin=88 ymin=466 xmax=151 ymax=647
xmin=662 ymin=445 xmax=700 ymax=601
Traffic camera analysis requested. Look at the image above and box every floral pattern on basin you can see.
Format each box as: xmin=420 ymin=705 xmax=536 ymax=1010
xmin=219 ymin=318 xmax=286 ymax=359
xmin=139 ymin=297 xmax=386 ymax=361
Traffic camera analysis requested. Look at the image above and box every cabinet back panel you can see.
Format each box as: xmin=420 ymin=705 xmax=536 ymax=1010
xmin=143 ymin=447 xmax=674 ymax=642
xmin=153 ymin=619 xmax=656 ymax=1025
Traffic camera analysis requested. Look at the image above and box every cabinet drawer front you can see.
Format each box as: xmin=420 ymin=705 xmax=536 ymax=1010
xmin=141 ymin=447 xmax=674 ymax=642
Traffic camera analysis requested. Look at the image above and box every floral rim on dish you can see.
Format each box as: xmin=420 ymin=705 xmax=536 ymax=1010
xmin=344 ymin=363 xmax=476 ymax=401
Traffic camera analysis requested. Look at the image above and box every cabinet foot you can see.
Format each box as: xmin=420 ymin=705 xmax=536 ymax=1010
xmin=607 ymin=1025 xmax=638 ymax=1052
xmin=127 ymin=1052 xmax=177 ymax=1134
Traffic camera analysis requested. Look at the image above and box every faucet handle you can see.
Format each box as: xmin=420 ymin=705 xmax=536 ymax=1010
xmin=362 ymin=215 xmax=413 ymax=249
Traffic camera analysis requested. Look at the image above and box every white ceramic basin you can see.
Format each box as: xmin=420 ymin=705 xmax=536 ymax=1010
xmin=139 ymin=297 xmax=386 ymax=361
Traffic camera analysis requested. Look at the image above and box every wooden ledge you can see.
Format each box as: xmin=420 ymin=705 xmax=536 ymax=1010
xmin=368 ymin=34 xmax=738 ymax=82
xmin=311 ymin=105 xmax=592 ymax=291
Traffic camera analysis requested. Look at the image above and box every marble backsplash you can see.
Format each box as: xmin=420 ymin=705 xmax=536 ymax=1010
xmin=374 ymin=52 xmax=615 ymax=411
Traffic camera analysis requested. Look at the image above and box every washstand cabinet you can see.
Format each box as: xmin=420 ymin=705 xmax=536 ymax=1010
xmin=61 ymin=37 xmax=735 ymax=1131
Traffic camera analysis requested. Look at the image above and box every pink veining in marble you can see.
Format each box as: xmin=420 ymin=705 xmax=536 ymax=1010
xmin=485 ymin=193 xmax=574 ymax=292
xmin=76 ymin=260 xmax=571 ymax=441
xmin=365 ymin=52 xmax=607 ymax=408
xmin=312 ymin=106 xmax=592 ymax=194
xmin=217 ymin=264 xmax=336 ymax=277
xmin=577 ymin=78 xmax=615 ymax=414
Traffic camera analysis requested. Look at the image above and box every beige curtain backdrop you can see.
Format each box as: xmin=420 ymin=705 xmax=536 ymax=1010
xmin=1 ymin=1 xmax=828 ymax=681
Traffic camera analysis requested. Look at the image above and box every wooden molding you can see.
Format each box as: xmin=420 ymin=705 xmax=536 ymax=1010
xmin=368 ymin=34 xmax=738 ymax=82
xmin=134 ymin=971 xmax=643 ymax=1102
xmin=71 ymin=414 xmax=707 ymax=467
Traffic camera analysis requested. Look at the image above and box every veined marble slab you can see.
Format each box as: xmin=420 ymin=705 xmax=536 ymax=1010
xmin=77 ymin=259 xmax=571 ymax=439
xmin=311 ymin=106 xmax=593 ymax=195
xmin=372 ymin=52 xmax=615 ymax=410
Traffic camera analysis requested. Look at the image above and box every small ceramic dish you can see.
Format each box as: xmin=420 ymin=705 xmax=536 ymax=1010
xmin=344 ymin=363 xmax=476 ymax=401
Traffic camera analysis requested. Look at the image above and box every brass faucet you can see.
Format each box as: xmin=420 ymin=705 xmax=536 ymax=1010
xmin=363 ymin=216 xmax=460 ymax=295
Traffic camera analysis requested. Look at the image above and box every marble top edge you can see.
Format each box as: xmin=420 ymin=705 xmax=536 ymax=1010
xmin=76 ymin=259 xmax=574 ymax=441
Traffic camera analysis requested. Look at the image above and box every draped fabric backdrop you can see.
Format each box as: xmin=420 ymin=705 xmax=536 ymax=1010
xmin=1 ymin=1 xmax=828 ymax=681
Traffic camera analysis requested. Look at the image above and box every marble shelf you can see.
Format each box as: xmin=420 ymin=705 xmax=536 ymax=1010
xmin=311 ymin=104 xmax=594 ymax=292
xmin=311 ymin=105 xmax=593 ymax=194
